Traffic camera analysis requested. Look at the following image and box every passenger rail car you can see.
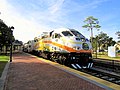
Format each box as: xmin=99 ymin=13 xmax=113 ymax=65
xmin=25 ymin=28 xmax=93 ymax=69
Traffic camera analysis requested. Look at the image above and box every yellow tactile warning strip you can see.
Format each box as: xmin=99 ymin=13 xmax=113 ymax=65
xmin=32 ymin=55 xmax=120 ymax=90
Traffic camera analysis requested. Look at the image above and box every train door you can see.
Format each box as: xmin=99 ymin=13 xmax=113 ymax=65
xmin=51 ymin=33 xmax=62 ymax=52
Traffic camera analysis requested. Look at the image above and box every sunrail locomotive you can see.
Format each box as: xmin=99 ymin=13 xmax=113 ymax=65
xmin=28 ymin=28 xmax=93 ymax=69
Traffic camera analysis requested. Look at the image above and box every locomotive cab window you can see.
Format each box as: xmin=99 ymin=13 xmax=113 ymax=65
xmin=62 ymin=31 xmax=73 ymax=36
xmin=71 ymin=30 xmax=85 ymax=38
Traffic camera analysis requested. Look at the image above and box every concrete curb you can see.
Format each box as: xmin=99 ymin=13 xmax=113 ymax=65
xmin=0 ymin=62 xmax=10 ymax=90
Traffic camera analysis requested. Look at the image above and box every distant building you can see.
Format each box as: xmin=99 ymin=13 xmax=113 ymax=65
xmin=13 ymin=40 xmax=23 ymax=52
xmin=0 ymin=40 xmax=23 ymax=54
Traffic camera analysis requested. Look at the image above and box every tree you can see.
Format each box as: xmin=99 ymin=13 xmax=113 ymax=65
xmin=95 ymin=32 xmax=116 ymax=51
xmin=82 ymin=16 xmax=101 ymax=44
xmin=0 ymin=19 xmax=15 ymax=53
xmin=0 ymin=19 xmax=8 ymax=47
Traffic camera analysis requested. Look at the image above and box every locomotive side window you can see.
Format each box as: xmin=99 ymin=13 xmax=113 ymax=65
xmin=41 ymin=35 xmax=48 ymax=39
xmin=52 ymin=34 xmax=55 ymax=39
xmin=34 ymin=39 xmax=38 ymax=42
xmin=52 ymin=33 xmax=62 ymax=39
xmin=55 ymin=33 xmax=62 ymax=38
xmin=62 ymin=31 xmax=73 ymax=36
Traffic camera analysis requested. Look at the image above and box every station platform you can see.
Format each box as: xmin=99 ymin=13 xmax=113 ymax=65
xmin=3 ymin=52 xmax=120 ymax=90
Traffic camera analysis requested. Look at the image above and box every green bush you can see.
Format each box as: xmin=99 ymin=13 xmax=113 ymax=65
xmin=0 ymin=55 xmax=9 ymax=77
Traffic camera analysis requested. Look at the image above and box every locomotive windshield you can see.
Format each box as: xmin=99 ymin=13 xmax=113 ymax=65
xmin=71 ymin=30 xmax=85 ymax=38
xmin=62 ymin=31 xmax=73 ymax=36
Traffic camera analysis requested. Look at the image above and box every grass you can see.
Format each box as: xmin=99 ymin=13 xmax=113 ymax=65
xmin=93 ymin=52 xmax=120 ymax=61
xmin=0 ymin=55 xmax=9 ymax=77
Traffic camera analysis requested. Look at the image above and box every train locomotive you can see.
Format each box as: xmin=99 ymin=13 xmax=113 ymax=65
xmin=25 ymin=28 xmax=93 ymax=69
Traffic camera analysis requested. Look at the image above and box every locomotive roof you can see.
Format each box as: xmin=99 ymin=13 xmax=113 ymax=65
xmin=53 ymin=28 xmax=78 ymax=33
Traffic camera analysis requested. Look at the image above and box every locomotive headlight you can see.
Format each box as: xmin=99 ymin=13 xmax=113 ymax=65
xmin=71 ymin=57 xmax=75 ymax=59
xmin=89 ymin=57 xmax=92 ymax=59
xmin=73 ymin=46 xmax=80 ymax=50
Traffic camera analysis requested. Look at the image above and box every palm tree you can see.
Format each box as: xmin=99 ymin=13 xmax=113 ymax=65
xmin=116 ymin=31 xmax=120 ymax=39
xmin=82 ymin=16 xmax=101 ymax=44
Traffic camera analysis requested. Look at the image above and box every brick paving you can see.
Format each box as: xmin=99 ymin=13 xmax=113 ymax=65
xmin=4 ymin=52 xmax=105 ymax=90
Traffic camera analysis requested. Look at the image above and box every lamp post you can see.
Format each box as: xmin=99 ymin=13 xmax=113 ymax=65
xmin=10 ymin=39 xmax=12 ymax=62
xmin=95 ymin=36 xmax=98 ymax=58
xmin=9 ymin=26 xmax=14 ymax=62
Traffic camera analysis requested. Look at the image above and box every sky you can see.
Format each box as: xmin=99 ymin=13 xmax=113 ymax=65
xmin=0 ymin=0 xmax=120 ymax=43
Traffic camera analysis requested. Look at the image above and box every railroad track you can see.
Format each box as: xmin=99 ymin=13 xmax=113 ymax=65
xmin=79 ymin=68 xmax=120 ymax=85
xmin=78 ymin=58 xmax=120 ymax=85
xmin=93 ymin=58 xmax=120 ymax=73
